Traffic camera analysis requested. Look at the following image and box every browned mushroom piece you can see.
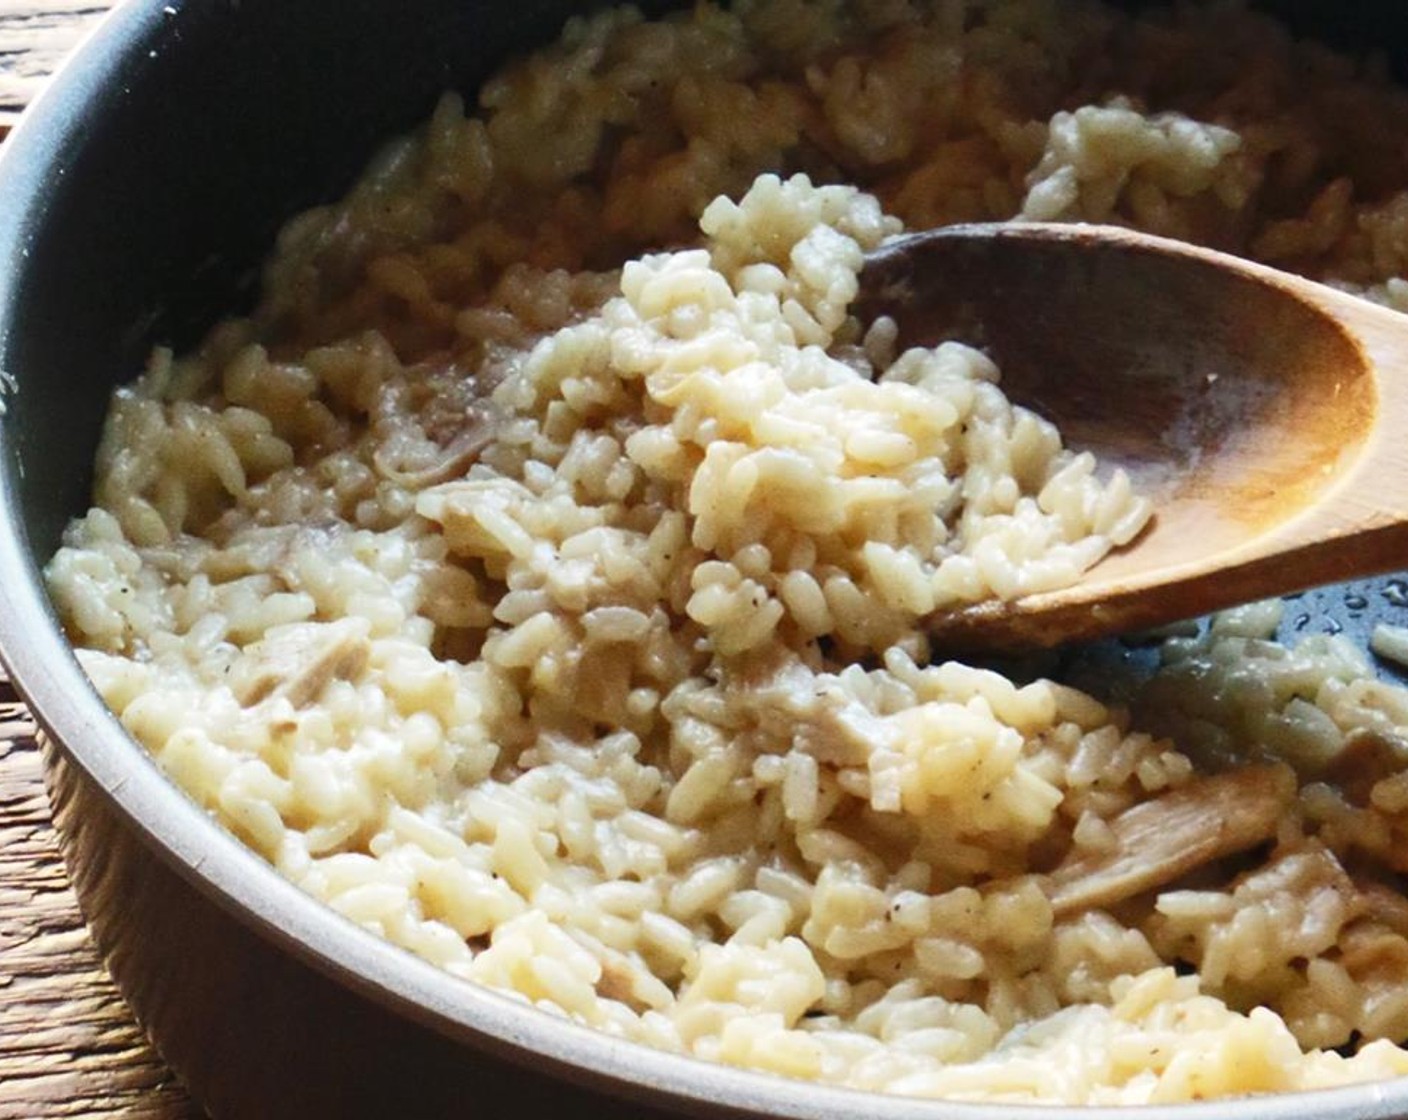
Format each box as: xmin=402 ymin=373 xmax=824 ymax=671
xmin=1322 ymin=728 xmax=1408 ymax=806
xmin=1046 ymin=765 xmax=1293 ymax=917
xmin=726 ymin=654 xmax=883 ymax=768
xmin=372 ymin=405 xmax=500 ymax=489
xmin=231 ymin=620 xmax=372 ymax=708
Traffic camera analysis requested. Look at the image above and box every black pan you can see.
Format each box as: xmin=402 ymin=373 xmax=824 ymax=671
xmin=3 ymin=2 xmax=1408 ymax=1118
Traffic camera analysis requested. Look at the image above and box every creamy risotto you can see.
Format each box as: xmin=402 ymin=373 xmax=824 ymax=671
xmin=44 ymin=0 xmax=1408 ymax=1105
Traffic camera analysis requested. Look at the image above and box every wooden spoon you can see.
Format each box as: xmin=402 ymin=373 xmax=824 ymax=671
xmin=856 ymin=222 xmax=1408 ymax=651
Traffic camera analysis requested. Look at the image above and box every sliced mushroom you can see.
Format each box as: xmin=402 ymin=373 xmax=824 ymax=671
xmin=372 ymin=406 xmax=498 ymax=489
xmin=231 ymin=619 xmax=372 ymax=708
xmin=728 ymin=654 xmax=893 ymax=768
xmin=1323 ymin=727 xmax=1408 ymax=806
xmin=1047 ymin=765 xmax=1292 ymax=916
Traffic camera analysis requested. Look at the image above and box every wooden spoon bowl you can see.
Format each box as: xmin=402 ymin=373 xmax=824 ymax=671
xmin=857 ymin=224 xmax=1408 ymax=650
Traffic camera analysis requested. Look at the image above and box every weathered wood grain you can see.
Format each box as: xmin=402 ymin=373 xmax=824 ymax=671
xmin=0 ymin=692 xmax=198 ymax=1119
xmin=0 ymin=4 xmax=200 ymax=1116
xmin=0 ymin=1 xmax=110 ymax=124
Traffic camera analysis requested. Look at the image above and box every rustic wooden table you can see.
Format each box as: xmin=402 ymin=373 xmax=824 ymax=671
xmin=0 ymin=2 xmax=199 ymax=1116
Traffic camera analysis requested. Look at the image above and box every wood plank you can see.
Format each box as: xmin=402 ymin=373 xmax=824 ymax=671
xmin=0 ymin=693 xmax=197 ymax=1119
xmin=0 ymin=1 xmax=110 ymax=123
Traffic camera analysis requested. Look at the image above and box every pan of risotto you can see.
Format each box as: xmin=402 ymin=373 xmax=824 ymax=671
xmin=10 ymin=0 xmax=1408 ymax=1116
